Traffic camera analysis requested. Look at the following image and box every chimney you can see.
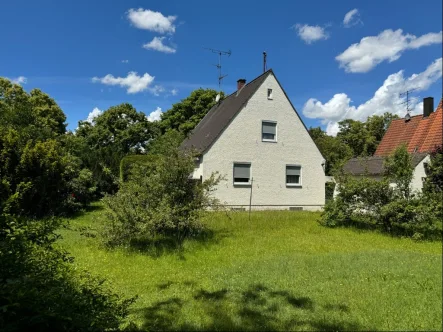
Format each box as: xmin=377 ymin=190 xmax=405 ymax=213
xmin=237 ymin=79 xmax=246 ymax=91
xmin=423 ymin=97 xmax=434 ymax=117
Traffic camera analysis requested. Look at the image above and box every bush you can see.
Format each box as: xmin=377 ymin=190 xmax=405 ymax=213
xmin=0 ymin=214 xmax=134 ymax=331
xmin=321 ymin=145 xmax=442 ymax=240
xmin=103 ymin=147 xmax=221 ymax=247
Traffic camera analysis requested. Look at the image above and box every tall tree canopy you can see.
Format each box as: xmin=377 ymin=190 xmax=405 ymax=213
xmin=159 ymin=88 xmax=224 ymax=136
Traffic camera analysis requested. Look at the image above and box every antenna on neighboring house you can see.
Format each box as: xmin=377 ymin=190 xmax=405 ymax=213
xmin=399 ymin=88 xmax=417 ymax=121
xmin=263 ymin=51 xmax=267 ymax=73
xmin=203 ymin=47 xmax=231 ymax=90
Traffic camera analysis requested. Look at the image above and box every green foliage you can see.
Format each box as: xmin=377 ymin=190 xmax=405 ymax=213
xmin=29 ymin=89 xmax=67 ymax=136
xmin=119 ymin=154 xmax=159 ymax=182
xmin=75 ymin=103 xmax=159 ymax=194
xmin=423 ymin=145 xmax=443 ymax=193
xmin=104 ymin=147 xmax=221 ymax=247
xmin=321 ymin=145 xmax=442 ymax=239
xmin=383 ymin=144 xmax=414 ymax=199
xmin=0 ymin=213 xmax=134 ymax=331
xmin=159 ymin=89 xmax=223 ymax=136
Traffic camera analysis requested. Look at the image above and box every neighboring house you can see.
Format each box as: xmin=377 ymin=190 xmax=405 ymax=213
xmin=341 ymin=97 xmax=442 ymax=193
xmin=181 ymin=69 xmax=325 ymax=211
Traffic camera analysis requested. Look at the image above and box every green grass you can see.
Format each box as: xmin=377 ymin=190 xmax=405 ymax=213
xmin=58 ymin=203 xmax=442 ymax=331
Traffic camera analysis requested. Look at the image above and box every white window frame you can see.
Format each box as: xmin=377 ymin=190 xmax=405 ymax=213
xmin=286 ymin=164 xmax=302 ymax=187
xmin=233 ymin=162 xmax=252 ymax=186
xmin=267 ymin=88 xmax=273 ymax=100
xmin=262 ymin=120 xmax=277 ymax=143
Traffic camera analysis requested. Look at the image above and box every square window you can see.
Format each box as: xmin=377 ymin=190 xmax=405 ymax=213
xmin=262 ymin=121 xmax=277 ymax=142
xmin=233 ymin=163 xmax=251 ymax=185
xmin=286 ymin=165 xmax=301 ymax=186
xmin=267 ymin=89 xmax=273 ymax=99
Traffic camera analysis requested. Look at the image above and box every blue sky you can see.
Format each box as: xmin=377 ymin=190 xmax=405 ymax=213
xmin=1 ymin=0 xmax=441 ymax=134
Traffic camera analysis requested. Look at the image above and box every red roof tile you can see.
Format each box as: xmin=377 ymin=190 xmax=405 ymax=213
xmin=375 ymin=98 xmax=443 ymax=156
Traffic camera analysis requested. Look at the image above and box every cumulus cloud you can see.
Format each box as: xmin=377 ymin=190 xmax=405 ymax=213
xmin=336 ymin=29 xmax=442 ymax=73
xmin=303 ymin=58 xmax=442 ymax=135
xmin=10 ymin=76 xmax=27 ymax=85
xmin=127 ymin=8 xmax=176 ymax=34
xmin=143 ymin=37 xmax=176 ymax=53
xmin=293 ymin=24 xmax=329 ymax=44
xmin=86 ymin=107 xmax=103 ymax=124
xmin=147 ymin=107 xmax=162 ymax=122
xmin=343 ymin=9 xmax=362 ymax=28
xmin=92 ymin=71 xmax=155 ymax=94
xmin=171 ymin=88 xmax=178 ymax=96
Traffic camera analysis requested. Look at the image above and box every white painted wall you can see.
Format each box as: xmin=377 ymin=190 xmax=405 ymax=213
xmin=411 ymin=155 xmax=430 ymax=193
xmin=200 ymin=73 xmax=325 ymax=210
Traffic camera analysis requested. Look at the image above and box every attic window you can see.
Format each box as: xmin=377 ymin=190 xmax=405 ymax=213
xmin=267 ymin=89 xmax=273 ymax=100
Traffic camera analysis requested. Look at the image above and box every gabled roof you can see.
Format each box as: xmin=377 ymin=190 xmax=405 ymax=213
xmin=343 ymin=153 xmax=428 ymax=176
xmin=374 ymin=98 xmax=443 ymax=156
xmin=180 ymin=69 xmax=273 ymax=153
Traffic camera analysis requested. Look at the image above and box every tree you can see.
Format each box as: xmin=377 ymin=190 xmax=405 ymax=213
xmin=160 ymin=89 xmax=224 ymax=136
xmin=337 ymin=119 xmax=376 ymax=157
xmin=383 ymin=144 xmax=414 ymax=199
xmin=423 ymin=145 xmax=443 ymax=193
xmin=309 ymin=127 xmax=353 ymax=175
xmin=29 ymin=89 xmax=67 ymax=136
xmin=75 ymin=103 xmax=159 ymax=194
xmin=366 ymin=113 xmax=399 ymax=145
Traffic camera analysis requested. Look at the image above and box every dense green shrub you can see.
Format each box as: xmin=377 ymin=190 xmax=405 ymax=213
xmin=0 ymin=214 xmax=134 ymax=331
xmin=104 ymin=147 xmax=221 ymax=247
xmin=321 ymin=145 xmax=442 ymax=240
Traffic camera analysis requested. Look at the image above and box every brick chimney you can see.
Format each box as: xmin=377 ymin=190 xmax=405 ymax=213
xmin=423 ymin=97 xmax=434 ymax=117
xmin=237 ymin=79 xmax=246 ymax=91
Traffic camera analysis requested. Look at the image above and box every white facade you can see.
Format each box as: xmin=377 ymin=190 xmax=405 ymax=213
xmin=194 ymin=74 xmax=325 ymax=210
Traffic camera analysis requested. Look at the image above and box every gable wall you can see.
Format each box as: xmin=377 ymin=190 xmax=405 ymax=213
xmin=201 ymin=74 xmax=325 ymax=210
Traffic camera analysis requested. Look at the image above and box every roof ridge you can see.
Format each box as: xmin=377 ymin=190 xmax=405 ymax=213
xmin=223 ymin=68 xmax=273 ymax=99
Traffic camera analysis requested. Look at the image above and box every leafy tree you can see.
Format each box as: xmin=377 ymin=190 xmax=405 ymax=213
xmin=336 ymin=119 xmax=376 ymax=157
xmin=384 ymin=144 xmax=414 ymax=199
xmin=75 ymin=103 xmax=159 ymax=194
xmin=160 ymin=89 xmax=224 ymax=136
xmin=29 ymin=89 xmax=67 ymax=136
xmin=366 ymin=113 xmax=399 ymax=144
xmin=309 ymin=127 xmax=353 ymax=175
xmin=423 ymin=145 xmax=443 ymax=193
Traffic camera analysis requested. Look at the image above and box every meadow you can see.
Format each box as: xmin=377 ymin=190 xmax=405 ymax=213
xmin=58 ymin=203 xmax=442 ymax=331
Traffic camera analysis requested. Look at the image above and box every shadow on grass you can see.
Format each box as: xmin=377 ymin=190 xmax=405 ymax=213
xmin=126 ymin=228 xmax=232 ymax=258
xmin=66 ymin=203 xmax=105 ymax=220
xmin=133 ymin=283 xmax=369 ymax=331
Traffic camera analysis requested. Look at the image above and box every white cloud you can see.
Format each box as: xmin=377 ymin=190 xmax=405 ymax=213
xmin=10 ymin=76 xmax=27 ymax=85
xmin=147 ymin=107 xmax=162 ymax=122
xmin=86 ymin=107 xmax=103 ymax=124
xmin=302 ymin=57 xmax=442 ymax=135
xmin=127 ymin=8 xmax=176 ymax=34
xmin=336 ymin=29 xmax=443 ymax=73
xmin=92 ymin=71 xmax=155 ymax=94
xmin=171 ymin=88 xmax=178 ymax=96
xmin=121 ymin=60 xmax=129 ymax=63
xmin=343 ymin=9 xmax=362 ymax=28
xmin=150 ymin=85 xmax=165 ymax=96
xmin=143 ymin=37 xmax=176 ymax=53
xmin=294 ymin=24 xmax=329 ymax=44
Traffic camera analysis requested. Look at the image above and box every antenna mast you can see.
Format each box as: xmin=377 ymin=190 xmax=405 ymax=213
xmin=263 ymin=51 xmax=267 ymax=73
xmin=203 ymin=47 xmax=231 ymax=90
xmin=399 ymin=88 xmax=417 ymax=113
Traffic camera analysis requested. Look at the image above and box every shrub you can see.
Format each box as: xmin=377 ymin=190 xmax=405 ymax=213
xmin=0 ymin=214 xmax=134 ymax=331
xmin=103 ymin=147 xmax=221 ymax=247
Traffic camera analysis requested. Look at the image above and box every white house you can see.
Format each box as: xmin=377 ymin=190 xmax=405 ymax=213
xmin=181 ymin=69 xmax=326 ymax=211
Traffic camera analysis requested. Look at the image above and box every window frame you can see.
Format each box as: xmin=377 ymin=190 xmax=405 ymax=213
xmin=262 ymin=120 xmax=277 ymax=143
xmin=233 ymin=162 xmax=252 ymax=186
xmin=267 ymin=88 xmax=273 ymax=100
xmin=286 ymin=164 xmax=302 ymax=187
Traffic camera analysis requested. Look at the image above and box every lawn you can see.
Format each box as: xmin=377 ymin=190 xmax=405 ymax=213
xmin=58 ymin=203 xmax=442 ymax=331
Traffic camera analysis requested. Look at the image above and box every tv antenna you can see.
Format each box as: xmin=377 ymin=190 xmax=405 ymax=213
xmin=399 ymin=88 xmax=417 ymax=113
xmin=203 ymin=47 xmax=231 ymax=90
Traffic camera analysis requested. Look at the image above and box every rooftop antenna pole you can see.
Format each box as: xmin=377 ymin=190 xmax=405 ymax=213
xmin=263 ymin=51 xmax=267 ymax=73
xmin=399 ymin=88 xmax=418 ymax=113
xmin=203 ymin=47 xmax=231 ymax=90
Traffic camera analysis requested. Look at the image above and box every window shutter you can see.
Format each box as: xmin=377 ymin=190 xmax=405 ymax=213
xmin=234 ymin=164 xmax=250 ymax=178
xmin=262 ymin=122 xmax=276 ymax=135
xmin=286 ymin=166 xmax=301 ymax=176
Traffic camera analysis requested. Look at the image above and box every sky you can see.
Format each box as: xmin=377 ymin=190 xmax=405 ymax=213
xmin=1 ymin=0 xmax=442 ymax=135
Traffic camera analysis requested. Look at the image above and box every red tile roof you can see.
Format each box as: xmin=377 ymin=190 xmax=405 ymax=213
xmin=375 ymin=98 xmax=443 ymax=156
